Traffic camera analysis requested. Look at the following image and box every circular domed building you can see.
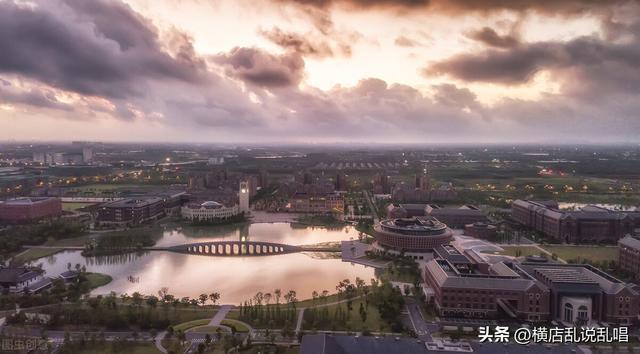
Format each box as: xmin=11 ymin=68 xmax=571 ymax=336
xmin=181 ymin=201 xmax=240 ymax=221
xmin=373 ymin=217 xmax=453 ymax=254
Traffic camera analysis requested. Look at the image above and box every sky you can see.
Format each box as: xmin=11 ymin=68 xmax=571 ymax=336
xmin=0 ymin=0 xmax=639 ymax=144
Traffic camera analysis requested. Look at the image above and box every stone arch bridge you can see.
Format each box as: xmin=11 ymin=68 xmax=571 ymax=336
xmin=166 ymin=241 xmax=304 ymax=257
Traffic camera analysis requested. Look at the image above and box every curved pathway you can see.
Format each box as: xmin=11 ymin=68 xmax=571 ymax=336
xmin=155 ymin=331 xmax=167 ymax=354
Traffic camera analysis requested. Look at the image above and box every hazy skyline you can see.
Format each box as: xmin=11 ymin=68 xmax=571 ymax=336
xmin=1 ymin=0 xmax=639 ymax=144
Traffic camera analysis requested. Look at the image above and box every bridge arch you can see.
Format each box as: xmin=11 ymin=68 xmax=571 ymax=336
xmin=168 ymin=240 xmax=302 ymax=257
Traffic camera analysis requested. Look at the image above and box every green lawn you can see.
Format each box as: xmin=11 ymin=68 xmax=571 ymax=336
xmin=62 ymin=202 xmax=95 ymax=211
xmin=496 ymin=246 xmax=543 ymax=258
xmin=136 ymin=307 xmax=217 ymax=325
xmin=541 ymin=245 xmax=619 ymax=263
xmin=302 ymin=297 xmax=386 ymax=332
xmin=221 ymin=319 xmax=250 ymax=333
xmin=188 ymin=325 xmax=221 ymax=333
xmin=84 ymin=272 xmax=113 ymax=290
xmin=16 ymin=234 xmax=98 ymax=264
xmin=173 ymin=318 xmax=211 ymax=332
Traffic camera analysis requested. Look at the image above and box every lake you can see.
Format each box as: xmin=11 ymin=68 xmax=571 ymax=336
xmin=30 ymin=223 xmax=376 ymax=304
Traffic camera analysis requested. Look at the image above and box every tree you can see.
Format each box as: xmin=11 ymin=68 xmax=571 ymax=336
xmin=209 ymin=292 xmax=220 ymax=306
xmin=359 ymin=302 xmax=367 ymax=323
xmin=158 ymin=287 xmax=169 ymax=303
xmin=146 ymin=295 xmax=159 ymax=308
xmin=131 ymin=292 xmax=143 ymax=307
xmin=199 ymin=293 xmax=209 ymax=306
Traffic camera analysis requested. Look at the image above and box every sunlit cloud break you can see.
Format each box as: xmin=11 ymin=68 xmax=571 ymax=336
xmin=0 ymin=0 xmax=639 ymax=144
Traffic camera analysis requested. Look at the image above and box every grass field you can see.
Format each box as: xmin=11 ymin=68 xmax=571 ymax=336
xmin=16 ymin=234 xmax=99 ymax=264
xmin=85 ymin=272 xmax=113 ymax=290
xmin=221 ymin=319 xmax=250 ymax=333
xmin=541 ymin=245 xmax=619 ymax=263
xmin=188 ymin=325 xmax=220 ymax=333
xmin=173 ymin=318 xmax=211 ymax=332
xmin=62 ymin=202 xmax=95 ymax=211
xmin=496 ymin=246 xmax=542 ymax=258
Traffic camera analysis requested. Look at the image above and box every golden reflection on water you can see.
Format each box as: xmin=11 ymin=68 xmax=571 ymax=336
xmin=35 ymin=223 xmax=375 ymax=304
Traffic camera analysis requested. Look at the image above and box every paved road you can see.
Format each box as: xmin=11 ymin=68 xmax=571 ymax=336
xmin=295 ymin=309 xmax=305 ymax=335
xmin=209 ymin=305 xmax=233 ymax=326
xmin=405 ymin=299 xmax=438 ymax=342
xmin=155 ymin=331 xmax=167 ymax=353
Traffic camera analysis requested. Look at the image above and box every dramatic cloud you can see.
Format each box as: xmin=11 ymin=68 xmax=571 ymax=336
xmin=0 ymin=80 xmax=73 ymax=111
xmin=466 ymin=27 xmax=519 ymax=49
xmin=274 ymin=0 xmax=636 ymax=15
xmin=0 ymin=0 xmax=207 ymax=99
xmin=260 ymin=27 xmax=335 ymax=58
xmin=1 ymin=0 xmax=640 ymax=144
xmin=424 ymin=34 xmax=640 ymax=89
xmin=212 ymin=47 xmax=305 ymax=88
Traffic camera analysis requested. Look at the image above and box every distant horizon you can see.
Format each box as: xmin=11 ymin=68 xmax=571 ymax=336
xmin=2 ymin=140 xmax=640 ymax=148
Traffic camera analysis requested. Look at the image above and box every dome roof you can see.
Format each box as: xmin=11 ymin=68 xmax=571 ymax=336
xmin=201 ymin=201 xmax=223 ymax=208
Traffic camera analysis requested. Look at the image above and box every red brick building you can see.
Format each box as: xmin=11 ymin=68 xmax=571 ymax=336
xmin=96 ymin=197 xmax=165 ymax=226
xmin=373 ymin=217 xmax=453 ymax=253
xmin=511 ymin=200 xmax=638 ymax=244
xmin=423 ymin=245 xmax=639 ymax=324
xmin=423 ymin=246 xmax=551 ymax=322
xmin=464 ymin=222 xmax=498 ymax=239
xmin=618 ymin=236 xmax=640 ymax=281
xmin=0 ymin=197 xmax=62 ymax=224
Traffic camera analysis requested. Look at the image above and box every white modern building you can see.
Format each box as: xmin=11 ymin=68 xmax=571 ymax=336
xmin=181 ymin=201 xmax=240 ymax=221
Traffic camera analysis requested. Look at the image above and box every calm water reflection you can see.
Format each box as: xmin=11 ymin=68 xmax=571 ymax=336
xmin=32 ymin=223 xmax=375 ymax=304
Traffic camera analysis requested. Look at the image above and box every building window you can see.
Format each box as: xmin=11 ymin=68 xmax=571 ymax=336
xmin=564 ymin=303 xmax=573 ymax=323
xmin=577 ymin=305 xmax=588 ymax=321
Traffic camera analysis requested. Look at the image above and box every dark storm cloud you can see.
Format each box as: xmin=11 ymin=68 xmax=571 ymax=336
xmin=61 ymin=0 xmax=157 ymax=51
xmin=424 ymin=44 xmax=560 ymax=84
xmin=466 ymin=27 xmax=519 ymax=49
xmin=0 ymin=0 xmax=204 ymax=99
xmin=212 ymin=47 xmax=305 ymax=88
xmin=260 ymin=27 xmax=335 ymax=58
xmin=424 ymin=34 xmax=640 ymax=89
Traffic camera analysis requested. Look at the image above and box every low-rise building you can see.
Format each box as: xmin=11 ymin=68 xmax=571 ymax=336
xmin=181 ymin=201 xmax=240 ymax=221
xmin=511 ymin=200 xmax=638 ymax=243
xmin=423 ymin=247 xmax=550 ymax=322
xmin=288 ymin=192 xmax=344 ymax=213
xmin=0 ymin=267 xmax=47 ymax=294
xmin=618 ymin=235 xmax=640 ymax=281
xmin=423 ymin=246 xmax=639 ymax=325
xmin=425 ymin=205 xmax=487 ymax=228
xmin=96 ymin=197 xmax=164 ymax=226
xmin=464 ymin=222 xmax=498 ymax=240
xmin=519 ymin=262 xmax=639 ymax=325
xmin=386 ymin=203 xmax=428 ymax=219
xmin=0 ymin=197 xmax=62 ymax=224
xmin=373 ymin=217 xmax=453 ymax=254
